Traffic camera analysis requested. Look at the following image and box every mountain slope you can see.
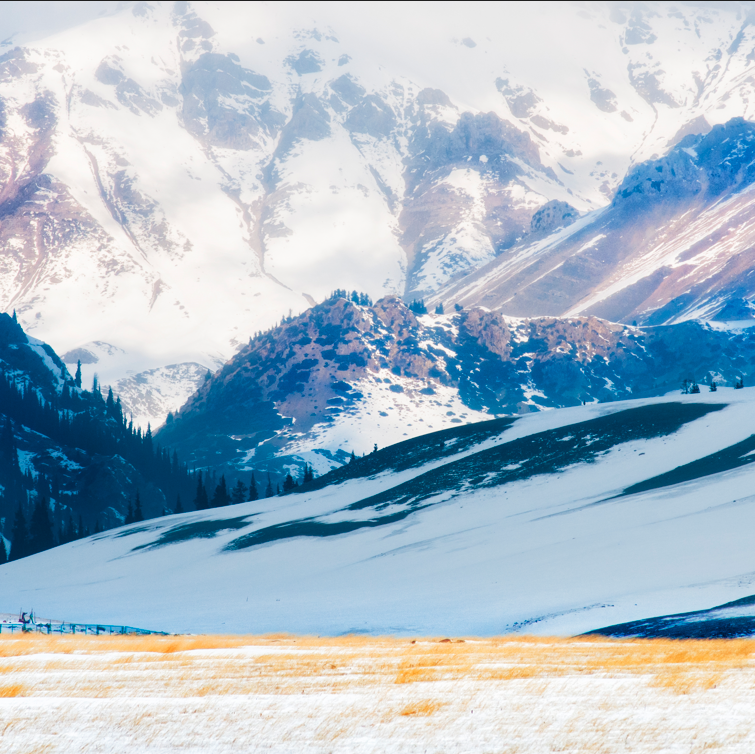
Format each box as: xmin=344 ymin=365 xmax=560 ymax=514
xmin=3 ymin=2 xmax=755 ymax=425
xmin=157 ymin=294 xmax=755 ymax=480
xmin=0 ymin=312 xmax=194 ymax=554
xmin=5 ymin=389 xmax=755 ymax=636
xmin=437 ymin=118 xmax=755 ymax=324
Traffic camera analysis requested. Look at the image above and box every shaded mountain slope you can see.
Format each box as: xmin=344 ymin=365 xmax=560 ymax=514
xmin=0 ymin=313 xmax=194 ymax=556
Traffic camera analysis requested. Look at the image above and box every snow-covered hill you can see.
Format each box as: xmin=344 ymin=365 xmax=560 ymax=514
xmin=3 ymin=1 xmax=755 ymax=426
xmin=5 ymin=388 xmax=755 ymax=636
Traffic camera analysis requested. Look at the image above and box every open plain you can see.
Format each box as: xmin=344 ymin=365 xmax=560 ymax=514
xmin=2 ymin=634 xmax=755 ymax=752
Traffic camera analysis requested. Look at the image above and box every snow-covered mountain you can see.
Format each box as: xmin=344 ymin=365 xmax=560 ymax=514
xmin=3 ymin=1 xmax=755 ymax=427
xmin=6 ymin=389 xmax=755 ymax=637
xmin=436 ymin=118 xmax=755 ymax=324
xmin=156 ymin=293 xmax=755 ymax=481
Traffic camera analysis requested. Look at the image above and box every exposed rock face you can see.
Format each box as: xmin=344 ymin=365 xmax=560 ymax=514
xmin=530 ymin=200 xmax=579 ymax=234
xmin=159 ymin=295 xmax=755 ymax=479
xmin=437 ymin=119 xmax=755 ymax=326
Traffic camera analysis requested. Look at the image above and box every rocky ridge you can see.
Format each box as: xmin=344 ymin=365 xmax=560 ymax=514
xmin=158 ymin=295 xmax=755 ymax=479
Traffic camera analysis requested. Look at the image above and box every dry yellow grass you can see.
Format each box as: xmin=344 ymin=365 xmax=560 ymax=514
xmin=399 ymin=699 xmax=445 ymax=716
xmin=1 ymin=632 xmax=753 ymax=697
xmin=0 ymin=683 xmax=27 ymax=697
xmin=2 ymin=634 xmax=755 ymax=752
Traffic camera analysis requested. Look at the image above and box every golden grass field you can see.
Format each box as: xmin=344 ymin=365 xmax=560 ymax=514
xmin=2 ymin=633 xmax=755 ymax=752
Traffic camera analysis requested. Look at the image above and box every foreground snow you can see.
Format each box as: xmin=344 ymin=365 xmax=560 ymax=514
xmin=4 ymin=389 xmax=755 ymax=636
xmin=2 ymin=635 xmax=755 ymax=753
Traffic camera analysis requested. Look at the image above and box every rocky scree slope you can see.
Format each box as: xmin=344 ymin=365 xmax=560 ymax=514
xmin=157 ymin=295 xmax=755 ymax=480
xmin=439 ymin=118 xmax=755 ymax=325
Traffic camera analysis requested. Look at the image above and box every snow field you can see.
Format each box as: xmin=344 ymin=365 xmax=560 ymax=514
xmin=2 ymin=634 xmax=755 ymax=752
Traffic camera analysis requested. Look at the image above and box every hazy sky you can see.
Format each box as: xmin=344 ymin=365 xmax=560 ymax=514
xmin=0 ymin=1 xmax=124 ymax=46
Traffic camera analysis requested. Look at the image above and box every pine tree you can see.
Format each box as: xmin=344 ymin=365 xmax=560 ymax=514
xmin=194 ymin=472 xmax=209 ymax=510
xmin=349 ymin=450 xmax=356 ymax=464
xmin=265 ymin=474 xmax=274 ymax=498
xmin=29 ymin=496 xmax=54 ymax=555
xmin=710 ymin=380 xmax=718 ymax=392
xmin=175 ymin=494 xmax=184 ymax=514
xmin=9 ymin=502 xmax=28 ymax=561
xmin=434 ymin=303 xmax=444 ymax=314
xmin=134 ymin=492 xmax=144 ymax=522
xmin=125 ymin=501 xmax=134 ymax=525
xmin=211 ymin=476 xmax=229 ymax=507
xmin=74 ymin=360 xmax=82 ymax=389
xmin=283 ymin=473 xmax=296 ymax=493
xmin=64 ymin=513 xmax=75 ymax=544
xmin=276 ymin=483 xmax=281 ymax=495
xmin=249 ymin=473 xmax=258 ymax=501
xmin=231 ymin=479 xmax=247 ymax=505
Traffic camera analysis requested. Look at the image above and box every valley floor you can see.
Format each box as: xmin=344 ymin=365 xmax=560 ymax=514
xmin=2 ymin=634 xmax=755 ymax=752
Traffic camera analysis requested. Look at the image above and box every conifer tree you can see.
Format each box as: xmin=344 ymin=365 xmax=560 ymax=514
xmin=249 ymin=473 xmax=258 ymax=501
xmin=29 ymin=496 xmax=54 ymax=554
xmin=276 ymin=483 xmax=281 ymax=495
xmin=64 ymin=513 xmax=75 ymax=544
xmin=231 ymin=479 xmax=247 ymax=505
xmin=74 ymin=360 xmax=82 ymax=389
xmin=265 ymin=474 xmax=274 ymax=498
xmin=434 ymin=303 xmax=444 ymax=314
xmin=175 ymin=494 xmax=184 ymax=514
xmin=194 ymin=472 xmax=209 ymax=510
xmin=134 ymin=492 xmax=144 ymax=522
xmin=9 ymin=502 xmax=28 ymax=561
xmin=283 ymin=473 xmax=296 ymax=493
xmin=125 ymin=501 xmax=134 ymax=525
xmin=211 ymin=476 xmax=229 ymax=507
xmin=349 ymin=451 xmax=356 ymax=464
